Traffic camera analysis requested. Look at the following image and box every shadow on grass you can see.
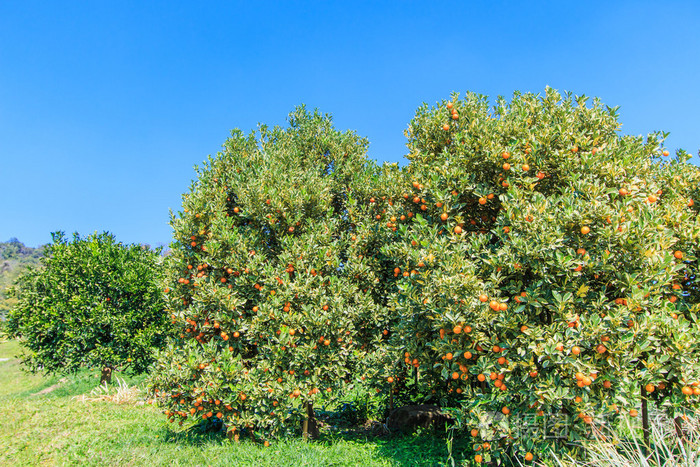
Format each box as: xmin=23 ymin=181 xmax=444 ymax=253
xmin=154 ymin=416 xmax=469 ymax=467
xmin=159 ymin=421 xmax=231 ymax=447
xmin=322 ymin=428 xmax=470 ymax=467
xmin=29 ymin=369 xmax=148 ymax=399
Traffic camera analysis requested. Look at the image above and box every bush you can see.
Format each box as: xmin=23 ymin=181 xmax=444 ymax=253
xmin=150 ymin=91 xmax=700 ymax=461
xmin=149 ymin=107 xmax=395 ymax=440
xmin=4 ymin=231 xmax=169 ymax=376
xmin=379 ymin=87 xmax=700 ymax=464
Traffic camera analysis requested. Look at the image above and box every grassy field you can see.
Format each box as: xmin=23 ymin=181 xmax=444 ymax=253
xmin=0 ymin=339 xmax=458 ymax=466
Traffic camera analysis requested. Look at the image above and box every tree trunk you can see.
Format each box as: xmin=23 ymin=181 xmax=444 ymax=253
xmin=302 ymin=402 xmax=319 ymax=440
xmin=100 ymin=366 xmax=113 ymax=385
xmin=641 ymin=385 xmax=650 ymax=452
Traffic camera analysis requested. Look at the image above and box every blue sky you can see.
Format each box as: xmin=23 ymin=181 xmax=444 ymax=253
xmin=1 ymin=1 xmax=698 ymax=248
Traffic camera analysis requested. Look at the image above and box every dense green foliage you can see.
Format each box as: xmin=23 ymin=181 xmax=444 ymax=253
xmin=0 ymin=238 xmax=45 ymax=320
xmin=378 ymin=88 xmax=700 ymax=464
xmin=4 ymin=231 xmax=170 ymax=375
xmin=125 ymin=88 xmax=700 ymax=464
xmin=149 ymin=107 xmax=397 ymax=440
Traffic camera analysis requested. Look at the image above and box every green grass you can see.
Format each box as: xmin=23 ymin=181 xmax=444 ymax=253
xmin=0 ymin=339 xmax=457 ymax=466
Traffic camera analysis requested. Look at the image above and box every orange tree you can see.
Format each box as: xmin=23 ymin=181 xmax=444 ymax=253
xmin=378 ymin=88 xmax=700 ymax=464
xmin=4 ymin=231 xmax=168 ymax=377
xmin=148 ymin=107 xmax=395 ymax=440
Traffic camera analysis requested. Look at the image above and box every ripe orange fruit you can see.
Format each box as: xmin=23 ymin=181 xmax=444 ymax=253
xmin=501 ymin=406 xmax=510 ymax=415
xmin=440 ymin=212 xmax=448 ymax=221
xmin=674 ymin=250 xmax=683 ymax=259
xmin=477 ymin=374 xmax=486 ymax=382
xmin=571 ymin=346 xmax=581 ymax=356
xmin=629 ymin=409 xmax=638 ymax=417
xmin=522 ymin=164 xmax=530 ymax=172
xmin=524 ymin=452 xmax=534 ymax=461
xmin=596 ymin=344 xmax=607 ymax=354
xmin=580 ymin=226 xmax=590 ymax=235
xmin=502 ymin=162 xmax=511 ymax=171
xmin=442 ymin=123 xmax=450 ymax=131
xmin=682 ymin=386 xmax=693 ymax=395
xmin=478 ymin=197 xmax=487 ymax=205
xmin=454 ymin=226 xmax=463 ymax=234
xmin=662 ymin=149 xmax=670 ymax=157
xmin=471 ymin=428 xmax=479 ymax=437
xmin=475 ymin=454 xmax=483 ymax=463
xmin=479 ymin=294 xmax=488 ymax=303
xmin=645 ymin=384 xmax=655 ymax=393
xmin=603 ymin=380 xmax=612 ymax=389
xmin=387 ymin=376 xmax=394 ymax=383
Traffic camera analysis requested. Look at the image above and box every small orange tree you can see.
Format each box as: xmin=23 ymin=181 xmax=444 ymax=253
xmin=5 ymin=231 xmax=168 ymax=377
xmin=149 ymin=107 xmax=394 ymax=440
xmin=380 ymin=88 xmax=700 ymax=463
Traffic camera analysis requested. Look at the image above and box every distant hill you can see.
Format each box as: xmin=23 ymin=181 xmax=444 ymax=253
xmin=0 ymin=238 xmax=46 ymax=320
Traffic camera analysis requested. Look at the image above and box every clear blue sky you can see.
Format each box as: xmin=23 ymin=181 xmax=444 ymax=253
xmin=2 ymin=1 xmax=698 ymax=248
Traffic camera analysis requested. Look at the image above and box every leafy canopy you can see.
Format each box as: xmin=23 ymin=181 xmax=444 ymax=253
xmin=5 ymin=231 xmax=169 ymax=375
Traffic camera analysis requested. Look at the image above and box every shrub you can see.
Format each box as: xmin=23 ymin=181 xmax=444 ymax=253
xmin=379 ymin=88 xmax=700 ymax=464
xmin=148 ymin=107 xmax=395 ymax=440
xmin=150 ymin=91 xmax=700 ymax=460
xmin=4 ymin=231 xmax=169 ymax=377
